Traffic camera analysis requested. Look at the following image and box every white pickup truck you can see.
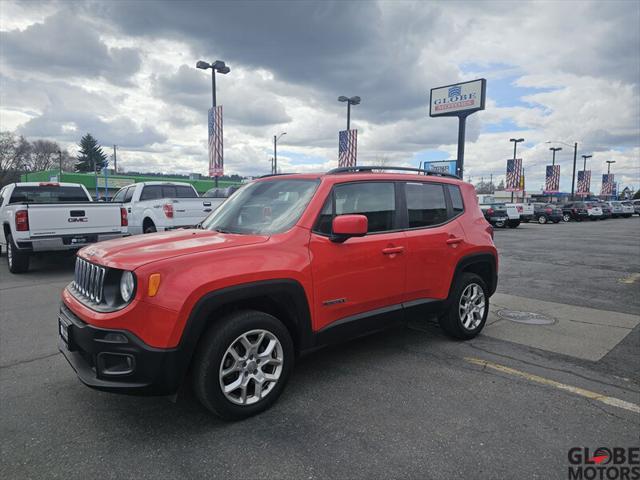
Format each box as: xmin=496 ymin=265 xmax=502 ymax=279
xmin=0 ymin=182 xmax=128 ymax=273
xmin=477 ymin=195 xmax=521 ymax=228
xmin=111 ymin=182 xmax=223 ymax=235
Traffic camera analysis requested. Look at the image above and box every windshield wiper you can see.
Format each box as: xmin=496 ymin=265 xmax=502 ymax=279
xmin=212 ymin=227 xmax=235 ymax=234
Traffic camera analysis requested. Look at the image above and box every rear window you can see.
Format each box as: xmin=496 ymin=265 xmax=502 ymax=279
xmin=9 ymin=185 xmax=90 ymax=204
xmin=406 ymin=182 xmax=448 ymax=227
xmin=140 ymin=185 xmax=196 ymax=200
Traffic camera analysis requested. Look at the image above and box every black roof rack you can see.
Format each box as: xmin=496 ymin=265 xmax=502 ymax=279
xmin=326 ymin=165 xmax=460 ymax=179
xmin=259 ymin=172 xmax=295 ymax=178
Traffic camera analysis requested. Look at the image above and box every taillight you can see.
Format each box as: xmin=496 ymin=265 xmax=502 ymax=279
xmin=15 ymin=210 xmax=29 ymax=231
xmin=545 ymin=208 xmax=552 ymax=214
xmin=487 ymin=208 xmax=494 ymax=215
xmin=163 ymin=203 xmax=174 ymax=219
xmin=120 ymin=207 xmax=128 ymax=226
xmin=486 ymin=224 xmax=494 ymax=239
xmin=572 ymin=208 xmax=577 ymax=213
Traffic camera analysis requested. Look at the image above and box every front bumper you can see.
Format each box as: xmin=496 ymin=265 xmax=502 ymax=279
xmin=58 ymin=303 xmax=184 ymax=395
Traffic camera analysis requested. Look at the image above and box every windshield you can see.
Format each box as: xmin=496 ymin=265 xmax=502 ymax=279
xmin=201 ymin=179 xmax=319 ymax=235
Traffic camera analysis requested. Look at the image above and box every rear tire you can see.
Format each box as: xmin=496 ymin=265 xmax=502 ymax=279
xmin=494 ymin=220 xmax=506 ymax=228
xmin=192 ymin=310 xmax=294 ymax=420
xmin=439 ymin=273 xmax=489 ymax=340
xmin=538 ymin=215 xmax=548 ymax=224
xmin=143 ymin=219 xmax=157 ymax=234
xmin=562 ymin=213 xmax=571 ymax=222
xmin=6 ymin=234 xmax=30 ymax=273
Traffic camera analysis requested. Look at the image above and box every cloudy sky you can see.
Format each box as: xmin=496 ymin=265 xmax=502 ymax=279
xmin=1 ymin=0 xmax=639 ymax=192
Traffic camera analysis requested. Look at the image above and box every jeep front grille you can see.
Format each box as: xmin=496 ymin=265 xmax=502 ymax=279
xmin=73 ymin=257 xmax=106 ymax=304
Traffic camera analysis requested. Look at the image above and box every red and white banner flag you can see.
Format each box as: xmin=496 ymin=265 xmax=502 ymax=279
xmin=338 ymin=129 xmax=357 ymax=167
xmin=544 ymin=165 xmax=561 ymax=193
xmin=208 ymin=105 xmax=223 ymax=177
xmin=577 ymin=170 xmax=591 ymax=196
xmin=505 ymin=158 xmax=522 ymax=191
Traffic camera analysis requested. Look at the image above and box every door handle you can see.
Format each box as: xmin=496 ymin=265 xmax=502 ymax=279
xmin=204 ymin=208 xmax=212 ymax=212
xmin=446 ymin=237 xmax=463 ymax=245
xmin=382 ymin=246 xmax=405 ymax=255
xmin=127 ymin=208 xmax=132 ymax=213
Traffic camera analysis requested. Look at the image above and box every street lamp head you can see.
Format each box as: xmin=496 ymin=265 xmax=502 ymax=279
xmin=510 ymin=138 xmax=525 ymax=143
xmin=212 ymin=60 xmax=226 ymax=70
xmin=338 ymin=96 xmax=349 ymax=102
xmin=196 ymin=60 xmax=210 ymax=69
xmin=350 ymin=96 xmax=361 ymax=105
xmin=218 ymin=66 xmax=231 ymax=74
xmin=550 ymin=147 xmax=562 ymax=151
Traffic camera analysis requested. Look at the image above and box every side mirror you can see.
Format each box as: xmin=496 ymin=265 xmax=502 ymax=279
xmin=331 ymin=214 xmax=368 ymax=243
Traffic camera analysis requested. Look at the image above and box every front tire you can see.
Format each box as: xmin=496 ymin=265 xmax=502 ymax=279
xmin=538 ymin=215 xmax=548 ymax=224
xmin=6 ymin=234 xmax=30 ymax=273
xmin=192 ymin=310 xmax=294 ymax=420
xmin=562 ymin=213 xmax=571 ymax=222
xmin=439 ymin=273 xmax=489 ymax=340
xmin=494 ymin=220 xmax=506 ymax=228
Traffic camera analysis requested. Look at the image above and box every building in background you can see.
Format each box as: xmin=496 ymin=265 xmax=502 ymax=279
xmin=20 ymin=169 xmax=242 ymax=199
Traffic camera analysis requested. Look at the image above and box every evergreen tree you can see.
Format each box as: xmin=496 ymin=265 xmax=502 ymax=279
xmin=76 ymin=134 xmax=107 ymax=172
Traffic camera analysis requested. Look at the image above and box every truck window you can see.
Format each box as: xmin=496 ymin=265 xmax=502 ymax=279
xmin=112 ymin=188 xmax=127 ymax=203
xmin=175 ymin=186 xmax=198 ymax=198
xmin=140 ymin=185 xmax=162 ymax=201
xmin=9 ymin=185 xmax=90 ymax=204
xmin=123 ymin=186 xmax=135 ymax=203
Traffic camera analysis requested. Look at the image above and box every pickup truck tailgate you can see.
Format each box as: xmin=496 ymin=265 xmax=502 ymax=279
xmin=27 ymin=204 xmax=125 ymax=236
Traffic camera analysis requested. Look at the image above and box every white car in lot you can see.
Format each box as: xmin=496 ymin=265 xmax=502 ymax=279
xmin=112 ymin=181 xmax=223 ymax=235
xmin=0 ymin=182 xmax=128 ymax=273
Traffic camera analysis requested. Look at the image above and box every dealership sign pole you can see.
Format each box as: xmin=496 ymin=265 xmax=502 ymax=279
xmin=429 ymin=79 xmax=486 ymax=178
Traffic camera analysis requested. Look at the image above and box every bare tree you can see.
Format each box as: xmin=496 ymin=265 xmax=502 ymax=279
xmin=29 ymin=139 xmax=60 ymax=171
xmin=0 ymin=131 xmax=18 ymax=185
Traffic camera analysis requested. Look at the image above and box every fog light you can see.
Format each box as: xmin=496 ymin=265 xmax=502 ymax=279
xmin=97 ymin=353 xmax=135 ymax=376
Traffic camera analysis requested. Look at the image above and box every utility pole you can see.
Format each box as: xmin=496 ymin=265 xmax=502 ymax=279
xmin=113 ymin=145 xmax=117 ymax=174
xmin=571 ymin=142 xmax=578 ymax=200
xmin=273 ymin=135 xmax=277 ymax=174
xmin=58 ymin=150 xmax=63 ymax=178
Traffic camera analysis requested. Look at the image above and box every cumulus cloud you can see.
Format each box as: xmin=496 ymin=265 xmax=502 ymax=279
xmin=0 ymin=0 xmax=637 ymax=191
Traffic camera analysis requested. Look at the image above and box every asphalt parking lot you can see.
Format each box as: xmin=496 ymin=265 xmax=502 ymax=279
xmin=1 ymin=218 xmax=639 ymax=479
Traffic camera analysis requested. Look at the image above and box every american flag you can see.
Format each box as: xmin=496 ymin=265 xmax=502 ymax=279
xmin=577 ymin=170 xmax=591 ymax=196
xmin=544 ymin=165 xmax=561 ymax=193
xmin=600 ymin=174 xmax=614 ymax=195
xmin=338 ymin=129 xmax=357 ymax=167
xmin=505 ymin=158 xmax=522 ymax=191
xmin=208 ymin=105 xmax=223 ymax=177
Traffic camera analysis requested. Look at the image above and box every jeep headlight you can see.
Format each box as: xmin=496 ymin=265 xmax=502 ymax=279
xmin=120 ymin=271 xmax=135 ymax=302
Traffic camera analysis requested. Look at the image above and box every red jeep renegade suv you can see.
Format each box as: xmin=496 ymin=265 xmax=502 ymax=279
xmin=59 ymin=166 xmax=497 ymax=419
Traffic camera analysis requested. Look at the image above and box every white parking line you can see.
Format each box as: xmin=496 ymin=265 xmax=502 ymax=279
xmin=465 ymin=357 xmax=640 ymax=414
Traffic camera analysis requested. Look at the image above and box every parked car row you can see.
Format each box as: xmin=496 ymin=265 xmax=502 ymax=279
xmin=1 ymin=180 xmax=240 ymax=273
xmin=478 ymin=197 xmax=638 ymax=228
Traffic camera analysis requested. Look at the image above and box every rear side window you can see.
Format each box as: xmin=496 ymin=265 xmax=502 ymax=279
xmin=405 ymin=182 xmax=448 ymax=227
xmin=123 ymin=186 xmax=135 ymax=203
xmin=112 ymin=188 xmax=127 ymax=203
xmin=315 ymin=182 xmax=396 ymax=235
xmin=175 ymin=186 xmax=198 ymax=198
xmin=448 ymin=185 xmax=464 ymax=215
xmin=9 ymin=185 xmax=89 ymax=203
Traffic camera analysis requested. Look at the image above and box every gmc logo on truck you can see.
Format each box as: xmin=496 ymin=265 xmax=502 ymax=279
xmin=68 ymin=217 xmax=88 ymax=223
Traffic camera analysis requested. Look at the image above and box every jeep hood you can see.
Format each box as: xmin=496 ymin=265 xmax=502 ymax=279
xmin=78 ymin=229 xmax=269 ymax=270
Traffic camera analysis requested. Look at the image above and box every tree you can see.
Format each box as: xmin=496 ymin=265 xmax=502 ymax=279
xmin=496 ymin=179 xmax=505 ymax=191
xmin=29 ymin=139 xmax=60 ymax=171
xmin=0 ymin=131 xmax=18 ymax=185
xmin=76 ymin=134 xmax=107 ymax=172
xmin=633 ymin=189 xmax=640 ymax=200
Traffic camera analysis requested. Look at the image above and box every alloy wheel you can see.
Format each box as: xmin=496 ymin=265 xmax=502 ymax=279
xmin=458 ymin=283 xmax=485 ymax=330
xmin=219 ymin=329 xmax=284 ymax=406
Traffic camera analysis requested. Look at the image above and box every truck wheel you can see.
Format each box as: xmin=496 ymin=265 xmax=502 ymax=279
xmin=562 ymin=213 xmax=571 ymax=222
xmin=6 ymin=234 xmax=30 ymax=273
xmin=538 ymin=215 xmax=548 ymax=224
xmin=508 ymin=220 xmax=520 ymax=228
xmin=143 ymin=220 xmax=157 ymax=234
xmin=494 ymin=220 xmax=506 ymax=228
xmin=439 ymin=272 xmax=489 ymax=340
xmin=192 ymin=310 xmax=294 ymax=420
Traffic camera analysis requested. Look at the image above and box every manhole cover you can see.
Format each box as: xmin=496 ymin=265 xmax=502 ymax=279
xmin=496 ymin=309 xmax=555 ymax=325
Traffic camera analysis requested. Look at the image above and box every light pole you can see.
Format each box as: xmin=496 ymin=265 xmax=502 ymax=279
xmin=338 ymin=96 xmax=361 ymax=130
xmin=549 ymin=147 xmax=562 ymax=166
xmin=197 ymin=59 xmax=230 ymax=187
xmin=509 ymin=138 xmax=524 ymax=202
xmin=58 ymin=150 xmax=63 ymax=178
xmin=547 ymin=140 xmax=579 ymax=200
xmin=273 ymin=133 xmax=286 ymax=174
xmin=581 ymin=154 xmax=592 ymax=171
